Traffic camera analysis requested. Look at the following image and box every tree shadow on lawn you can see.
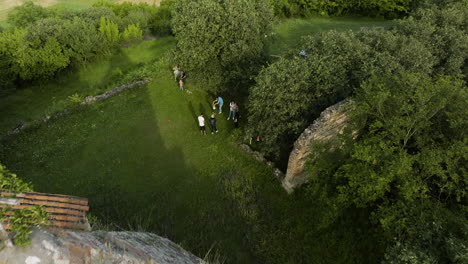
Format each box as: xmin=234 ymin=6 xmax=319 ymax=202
xmin=0 ymin=84 xmax=259 ymax=263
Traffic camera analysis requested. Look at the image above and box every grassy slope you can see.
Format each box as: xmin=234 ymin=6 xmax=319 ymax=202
xmin=0 ymin=69 xmax=382 ymax=264
xmin=0 ymin=17 xmax=390 ymax=263
xmin=0 ymin=38 xmax=174 ymax=135
xmin=267 ymin=17 xmax=395 ymax=55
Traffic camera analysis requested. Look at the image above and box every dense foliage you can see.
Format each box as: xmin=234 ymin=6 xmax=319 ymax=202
xmin=0 ymin=164 xmax=49 ymax=246
xmin=246 ymin=3 xmax=467 ymax=260
xmin=93 ymin=0 xmax=175 ymax=36
xmin=269 ymin=0 xmax=414 ymax=18
xmin=247 ymin=0 xmax=468 ymax=163
xmin=1 ymin=0 xmax=466 ymax=262
xmin=172 ymin=0 xmax=274 ymax=94
xmin=6 ymin=1 xmax=50 ymax=28
xmin=0 ymin=1 xmax=173 ymax=96
xmin=308 ymin=73 xmax=467 ymax=263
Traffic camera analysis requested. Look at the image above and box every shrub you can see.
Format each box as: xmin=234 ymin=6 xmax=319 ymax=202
xmin=121 ymin=24 xmax=143 ymax=43
xmin=0 ymin=164 xmax=49 ymax=246
xmin=7 ymin=1 xmax=51 ymax=28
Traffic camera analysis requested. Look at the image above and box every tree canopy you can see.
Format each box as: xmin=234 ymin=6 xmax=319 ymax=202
xmin=309 ymin=73 xmax=467 ymax=263
xmin=246 ymin=0 xmax=468 ymax=164
xmin=172 ymin=0 xmax=274 ymax=93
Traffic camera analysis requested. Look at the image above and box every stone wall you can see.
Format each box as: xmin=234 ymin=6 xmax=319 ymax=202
xmin=282 ymin=99 xmax=354 ymax=193
xmin=238 ymin=143 xmax=284 ymax=180
xmin=0 ymin=229 xmax=205 ymax=264
xmin=3 ymin=80 xmax=149 ymax=140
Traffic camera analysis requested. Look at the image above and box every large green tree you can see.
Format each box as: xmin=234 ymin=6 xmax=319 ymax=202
xmin=246 ymin=0 xmax=467 ymax=164
xmin=308 ymin=73 xmax=467 ymax=263
xmin=7 ymin=1 xmax=50 ymax=28
xmin=172 ymin=0 xmax=273 ymax=93
xmin=246 ymin=31 xmax=369 ymax=162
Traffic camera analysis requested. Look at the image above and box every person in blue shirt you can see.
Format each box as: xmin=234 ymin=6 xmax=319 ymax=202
xmin=212 ymin=96 xmax=224 ymax=114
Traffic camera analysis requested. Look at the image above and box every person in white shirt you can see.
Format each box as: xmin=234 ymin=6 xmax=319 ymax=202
xmin=198 ymin=113 xmax=206 ymax=135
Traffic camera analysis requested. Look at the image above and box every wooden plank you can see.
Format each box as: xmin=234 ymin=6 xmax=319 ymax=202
xmin=19 ymin=199 xmax=89 ymax=211
xmin=0 ymin=204 xmax=85 ymax=217
xmin=24 ymin=191 xmax=87 ymax=200
xmin=50 ymin=220 xmax=88 ymax=230
xmin=0 ymin=204 xmax=32 ymax=210
xmin=0 ymin=212 xmax=84 ymax=223
xmin=42 ymin=207 xmax=86 ymax=217
xmin=1 ymin=192 xmax=88 ymax=206
xmin=22 ymin=192 xmax=88 ymax=205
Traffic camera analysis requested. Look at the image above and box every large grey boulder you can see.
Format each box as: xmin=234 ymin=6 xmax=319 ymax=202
xmin=0 ymin=229 xmax=205 ymax=264
xmin=282 ymin=99 xmax=355 ymax=193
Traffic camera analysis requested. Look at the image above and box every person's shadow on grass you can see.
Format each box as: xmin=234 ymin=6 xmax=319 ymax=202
xmin=187 ymin=101 xmax=198 ymax=127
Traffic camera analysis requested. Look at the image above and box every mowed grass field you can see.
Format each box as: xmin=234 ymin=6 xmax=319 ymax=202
xmin=0 ymin=16 xmax=390 ymax=263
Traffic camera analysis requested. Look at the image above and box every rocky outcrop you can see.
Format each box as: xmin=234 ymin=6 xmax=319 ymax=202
xmin=282 ymin=99 xmax=355 ymax=193
xmin=0 ymin=229 xmax=205 ymax=264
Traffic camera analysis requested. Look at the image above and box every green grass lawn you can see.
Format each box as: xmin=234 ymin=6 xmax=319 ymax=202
xmin=0 ymin=70 xmax=382 ymax=264
xmin=267 ymin=16 xmax=396 ymax=55
xmin=0 ymin=17 xmax=388 ymax=263
xmin=0 ymin=37 xmax=175 ymax=135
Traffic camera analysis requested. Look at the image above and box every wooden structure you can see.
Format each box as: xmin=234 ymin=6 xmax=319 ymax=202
xmin=0 ymin=191 xmax=90 ymax=232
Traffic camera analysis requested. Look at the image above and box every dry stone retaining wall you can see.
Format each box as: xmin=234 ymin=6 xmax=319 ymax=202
xmin=3 ymin=80 xmax=149 ymax=140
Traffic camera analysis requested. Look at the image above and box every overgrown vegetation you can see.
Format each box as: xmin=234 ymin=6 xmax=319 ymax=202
xmin=269 ymin=0 xmax=414 ymax=18
xmin=0 ymin=0 xmax=466 ymax=263
xmin=307 ymin=73 xmax=467 ymax=263
xmin=247 ymin=0 xmax=467 ymax=164
xmin=172 ymin=0 xmax=273 ymax=95
xmin=0 ymin=0 xmax=173 ymax=95
xmin=0 ymin=164 xmax=49 ymax=246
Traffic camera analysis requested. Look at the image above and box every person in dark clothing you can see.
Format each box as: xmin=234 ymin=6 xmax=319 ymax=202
xmin=209 ymin=113 xmax=218 ymax=134
xmin=180 ymin=72 xmax=187 ymax=84
xmin=234 ymin=110 xmax=240 ymax=128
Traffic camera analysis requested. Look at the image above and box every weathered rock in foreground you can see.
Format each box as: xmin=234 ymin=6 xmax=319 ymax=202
xmin=282 ymin=99 xmax=354 ymax=193
xmin=0 ymin=229 xmax=205 ymax=264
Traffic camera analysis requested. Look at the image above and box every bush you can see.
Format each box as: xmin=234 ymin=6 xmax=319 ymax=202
xmin=121 ymin=24 xmax=143 ymax=43
xmin=7 ymin=1 xmax=51 ymax=28
xmin=0 ymin=164 xmax=33 ymax=193
xmin=0 ymin=164 xmax=48 ymax=246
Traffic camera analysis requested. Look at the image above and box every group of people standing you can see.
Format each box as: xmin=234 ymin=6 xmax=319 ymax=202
xmin=198 ymin=97 xmax=240 ymax=135
xmin=173 ymin=65 xmax=187 ymax=91
xmin=172 ymin=65 xmax=240 ymax=135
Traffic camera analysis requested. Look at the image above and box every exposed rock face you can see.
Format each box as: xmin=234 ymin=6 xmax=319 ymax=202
xmin=0 ymin=229 xmax=205 ymax=264
xmin=282 ymin=99 xmax=354 ymax=193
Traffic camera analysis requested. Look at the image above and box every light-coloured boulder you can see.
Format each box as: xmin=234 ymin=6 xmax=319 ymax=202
xmin=282 ymin=99 xmax=354 ymax=193
xmin=0 ymin=229 xmax=205 ymax=264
